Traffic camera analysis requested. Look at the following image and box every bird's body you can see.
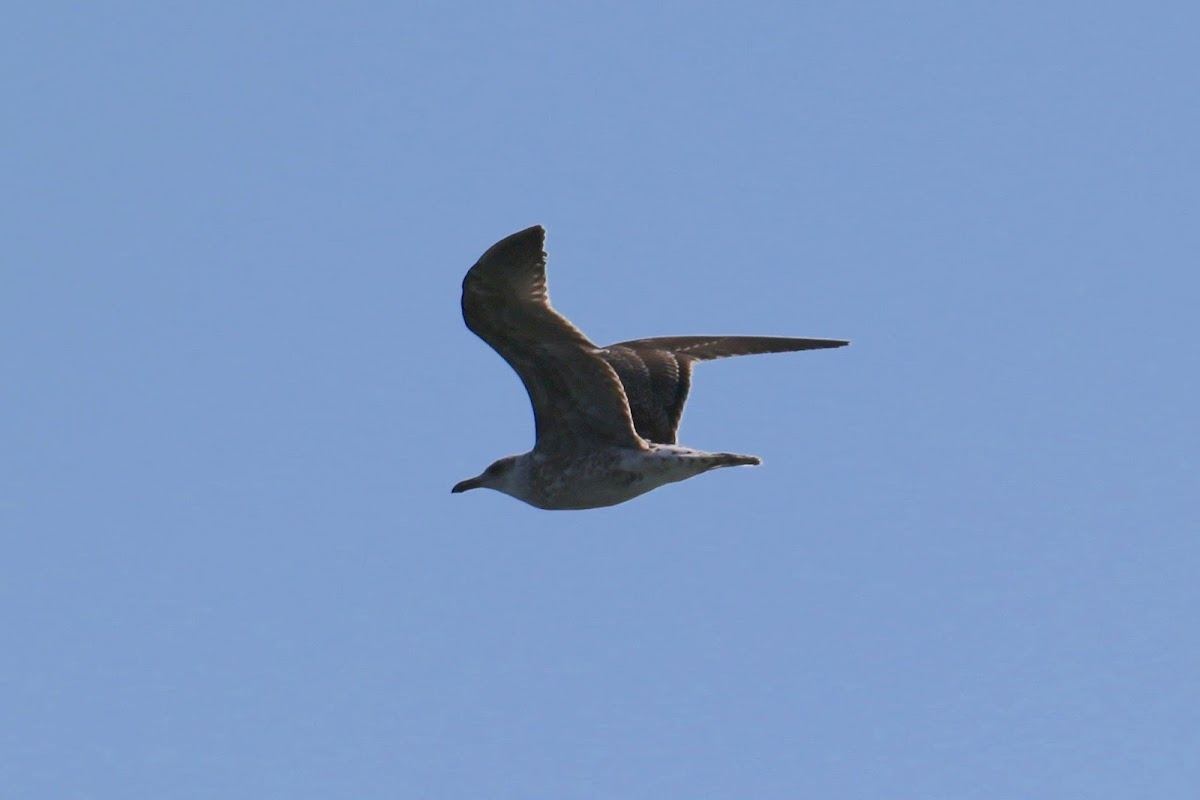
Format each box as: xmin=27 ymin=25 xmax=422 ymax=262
xmin=451 ymin=225 xmax=847 ymax=510
xmin=481 ymin=444 xmax=761 ymax=510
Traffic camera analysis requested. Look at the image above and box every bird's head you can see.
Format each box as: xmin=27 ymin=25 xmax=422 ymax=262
xmin=452 ymin=455 xmax=522 ymax=496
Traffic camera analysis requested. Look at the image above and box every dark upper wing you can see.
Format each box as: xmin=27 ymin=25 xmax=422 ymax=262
xmin=599 ymin=335 xmax=849 ymax=444
xmin=461 ymin=226 xmax=644 ymax=451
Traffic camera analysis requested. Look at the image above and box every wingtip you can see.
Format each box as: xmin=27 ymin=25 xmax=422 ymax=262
xmin=512 ymin=223 xmax=545 ymax=241
xmin=479 ymin=224 xmax=545 ymax=254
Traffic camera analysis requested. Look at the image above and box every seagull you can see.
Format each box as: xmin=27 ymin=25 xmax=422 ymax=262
xmin=451 ymin=225 xmax=848 ymax=510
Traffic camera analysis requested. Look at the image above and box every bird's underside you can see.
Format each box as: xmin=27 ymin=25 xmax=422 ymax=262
xmin=451 ymin=225 xmax=848 ymax=509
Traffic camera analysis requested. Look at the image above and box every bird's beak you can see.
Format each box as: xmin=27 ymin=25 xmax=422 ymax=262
xmin=451 ymin=475 xmax=485 ymax=493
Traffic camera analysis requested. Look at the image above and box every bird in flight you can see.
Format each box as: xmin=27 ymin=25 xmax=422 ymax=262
xmin=452 ymin=225 xmax=848 ymax=509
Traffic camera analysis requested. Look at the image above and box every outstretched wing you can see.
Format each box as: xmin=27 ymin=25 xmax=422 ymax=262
xmin=461 ymin=226 xmax=644 ymax=451
xmin=599 ymin=335 xmax=849 ymax=444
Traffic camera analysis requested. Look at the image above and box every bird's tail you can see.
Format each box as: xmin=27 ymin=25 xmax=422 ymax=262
xmin=709 ymin=452 xmax=762 ymax=469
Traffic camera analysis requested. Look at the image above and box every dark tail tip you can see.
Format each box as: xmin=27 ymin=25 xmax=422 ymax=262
xmin=717 ymin=453 xmax=761 ymax=468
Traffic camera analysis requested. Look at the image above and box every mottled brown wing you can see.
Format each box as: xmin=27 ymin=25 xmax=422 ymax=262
xmin=461 ymin=226 xmax=644 ymax=451
xmin=600 ymin=335 xmax=849 ymax=444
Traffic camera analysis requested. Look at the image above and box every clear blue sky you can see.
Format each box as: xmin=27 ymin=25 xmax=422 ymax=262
xmin=5 ymin=2 xmax=1198 ymax=798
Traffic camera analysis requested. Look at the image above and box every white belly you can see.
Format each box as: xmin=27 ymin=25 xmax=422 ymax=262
xmin=524 ymin=445 xmax=738 ymax=510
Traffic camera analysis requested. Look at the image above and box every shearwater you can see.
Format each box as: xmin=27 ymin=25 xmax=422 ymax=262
xmin=451 ymin=225 xmax=848 ymax=510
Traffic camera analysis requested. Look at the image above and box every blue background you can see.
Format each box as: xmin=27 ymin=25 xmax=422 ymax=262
xmin=5 ymin=2 xmax=1198 ymax=797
